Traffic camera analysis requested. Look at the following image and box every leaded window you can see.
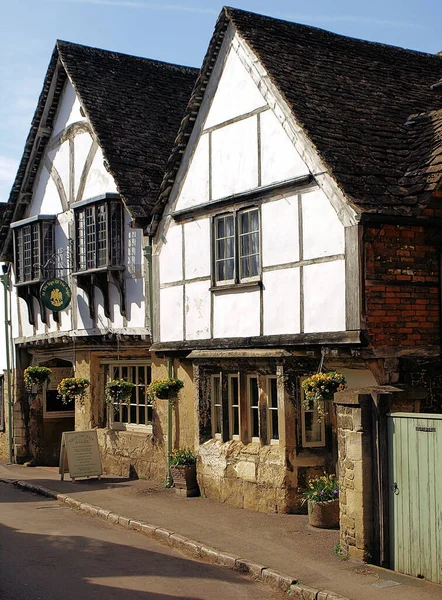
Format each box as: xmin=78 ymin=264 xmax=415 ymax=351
xmin=13 ymin=219 xmax=55 ymax=283
xmin=75 ymin=200 xmax=123 ymax=272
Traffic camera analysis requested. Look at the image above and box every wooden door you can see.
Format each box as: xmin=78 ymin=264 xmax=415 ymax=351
xmin=388 ymin=413 xmax=442 ymax=583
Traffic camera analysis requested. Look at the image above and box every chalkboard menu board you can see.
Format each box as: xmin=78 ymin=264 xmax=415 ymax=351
xmin=59 ymin=430 xmax=102 ymax=481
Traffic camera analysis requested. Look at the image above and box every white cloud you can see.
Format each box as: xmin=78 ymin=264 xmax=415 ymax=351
xmin=47 ymin=0 xmax=218 ymax=14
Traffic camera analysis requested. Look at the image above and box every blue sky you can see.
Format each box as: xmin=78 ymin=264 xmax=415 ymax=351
xmin=1 ymin=0 xmax=442 ymax=204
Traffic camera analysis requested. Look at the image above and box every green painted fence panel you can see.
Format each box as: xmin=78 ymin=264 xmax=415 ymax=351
xmin=388 ymin=413 xmax=442 ymax=584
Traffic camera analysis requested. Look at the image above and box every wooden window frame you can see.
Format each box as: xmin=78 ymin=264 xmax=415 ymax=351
xmin=247 ymin=374 xmax=260 ymax=442
xmin=210 ymin=374 xmax=222 ymax=439
xmin=266 ymin=375 xmax=279 ymax=444
xmin=211 ymin=206 xmax=261 ymax=287
xmin=74 ymin=199 xmax=123 ymax=274
xmin=300 ymin=379 xmax=326 ymax=448
xmin=108 ymin=362 xmax=152 ymax=432
xmin=13 ymin=219 xmax=56 ymax=284
xmin=227 ymin=373 xmax=240 ymax=440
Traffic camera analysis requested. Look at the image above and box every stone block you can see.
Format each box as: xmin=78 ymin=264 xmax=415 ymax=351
xmin=107 ymin=512 xmax=120 ymax=524
xmin=261 ymin=569 xmax=295 ymax=592
xmin=220 ymin=476 xmax=244 ymax=507
xmin=129 ymin=520 xmax=142 ymax=531
xmin=118 ymin=516 xmax=130 ymax=528
xmin=235 ymin=460 xmax=257 ymax=482
xmin=346 ymin=432 xmax=363 ymax=461
xmin=216 ymin=551 xmax=237 ymax=569
xmin=153 ymin=528 xmax=171 ymax=543
xmin=288 ymin=584 xmax=318 ymax=599
xmin=243 ymin=481 xmax=277 ymax=513
xmin=97 ymin=509 xmax=111 ymax=520
xmin=198 ymin=546 xmax=219 ymax=563
xmin=317 ymin=591 xmax=351 ymax=600
xmin=234 ymin=559 xmax=266 ymax=578
xmin=169 ymin=533 xmax=188 ymax=550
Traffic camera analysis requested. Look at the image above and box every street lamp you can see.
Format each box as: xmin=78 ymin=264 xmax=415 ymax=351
xmin=0 ymin=263 xmax=13 ymax=464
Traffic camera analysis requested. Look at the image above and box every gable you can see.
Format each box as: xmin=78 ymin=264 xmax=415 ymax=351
xmin=30 ymin=79 xmax=117 ymax=217
xmin=174 ymin=33 xmax=310 ymax=213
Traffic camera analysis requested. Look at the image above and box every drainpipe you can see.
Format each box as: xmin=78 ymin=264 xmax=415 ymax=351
xmin=143 ymin=240 xmax=154 ymax=340
xmin=166 ymin=358 xmax=174 ymax=487
xmin=1 ymin=264 xmax=13 ymax=464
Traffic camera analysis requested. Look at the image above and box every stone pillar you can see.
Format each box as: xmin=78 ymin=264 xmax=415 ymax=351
xmin=334 ymin=386 xmax=400 ymax=562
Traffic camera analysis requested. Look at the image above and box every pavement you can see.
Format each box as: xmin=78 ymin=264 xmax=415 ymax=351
xmin=1 ymin=462 xmax=441 ymax=600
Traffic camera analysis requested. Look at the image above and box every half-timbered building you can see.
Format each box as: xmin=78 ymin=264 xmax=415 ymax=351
xmin=0 ymin=41 xmax=197 ymax=469
xmin=149 ymin=7 xmax=442 ymax=513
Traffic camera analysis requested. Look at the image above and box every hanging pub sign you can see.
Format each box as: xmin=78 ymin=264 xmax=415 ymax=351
xmin=40 ymin=278 xmax=72 ymax=311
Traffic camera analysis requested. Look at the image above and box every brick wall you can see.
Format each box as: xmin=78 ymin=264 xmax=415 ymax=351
xmin=364 ymin=224 xmax=440 ymax=348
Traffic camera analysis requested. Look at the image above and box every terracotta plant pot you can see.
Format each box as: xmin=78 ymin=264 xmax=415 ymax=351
xmin=170 ymin=464 xmax=199 ymax=497
xmin=308 ymin=499 xmax=339 ymax=529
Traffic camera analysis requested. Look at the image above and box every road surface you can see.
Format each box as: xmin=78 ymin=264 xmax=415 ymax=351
xmin=0 ymin=482 xmax=284 ymax=600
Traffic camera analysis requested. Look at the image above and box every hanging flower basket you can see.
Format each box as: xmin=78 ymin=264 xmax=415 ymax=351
xmin=105 ymin=378 xmax=135 ymax=406
xmin=57 ymin=377 xmax=90 ymax=405
xmin=147 ymin=378 xmax=184 ymax=406
xmin=24 ymin=366 xmax=52 ymax=392
xmin=301 ymin=371 xmax=347 ymax=421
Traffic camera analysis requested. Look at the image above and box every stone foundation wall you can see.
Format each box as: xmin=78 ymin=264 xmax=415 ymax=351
xmin=198 ymin=439 xmax=295 ymax=513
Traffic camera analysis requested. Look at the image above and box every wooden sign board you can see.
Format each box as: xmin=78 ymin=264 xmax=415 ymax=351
xmin=59 ymin=430 xmax=102 ymax=482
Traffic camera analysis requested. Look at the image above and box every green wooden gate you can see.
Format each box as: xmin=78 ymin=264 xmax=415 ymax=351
xmin=388 ymin=413 xmax=442 ymax=584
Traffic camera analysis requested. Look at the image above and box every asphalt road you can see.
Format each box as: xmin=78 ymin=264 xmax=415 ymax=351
xmin=0 ymin=482 xmax=284 ymax=600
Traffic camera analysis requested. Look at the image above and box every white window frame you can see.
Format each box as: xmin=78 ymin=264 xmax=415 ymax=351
xmin=106 ymin=361 xmax=152 ymax=432
xmin=266 ymin=376 xmax=279 ymax=445
xmin=247 ymin=374 xmax=260 ymax=442
xmin=228 ymin=373 xmax=240 ymax=440
xmin=300 ymin=379 xmax=326 ymax=448
xmin=211 ymin=373 xmax=222 ymax=439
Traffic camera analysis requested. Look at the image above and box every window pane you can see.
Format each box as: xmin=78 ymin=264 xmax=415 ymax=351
xmin=85 ymin=206 xmax=95 ymax=269
xmin=271 ymin=410 xmax=279 ymax=440
xmin=250 ymin=210 xmax=259 ymax=232
xmin=240 ymin=258 xmax=250 ymax=279
xmin=240 ymin=211 xmax=250 ymax=234
xmin=240 ymin=234 xmax=250 ymax=257
xmin=250 ymin=254 xmax=259 ymax=277
xmin=110 ymin=203 xmax=122 ymax=265
xmin=23 ymin=226 xmax=32 ymax=281
xmin=304 ymin=411 xmax=323 ymax=443
xmin=97 ymin=204 xmax=107 ymax=267
xmin=43 ymin=223 xmax=55 ymax=278
xmin=225 ymin=215 xmax=234 ymax=236
xmin=217 ymin=261 xmax=225 ymax=281
xmin=251 ymin=232 xmax=259 ymax=255
xmin=212 ymin=375 xmax=222 ymax=437
xmin=217 ymin=218 xmax=225 ymax=238
xmin=217 ymin=239 xmax=225 ymax=260
xmin=269 ymin=378 xmax=278 ymax=408
xmin=229 ymin=376 xmax=240 ymax=438
xmin=77 ymin=211 xmax=86 ymax=270
xmin=249 ymin=377 xmax=259 ymax=438
xmin=32 ymin=223 xmax=40 ymax=280
xmin=226 ymin=258 xmax=234 ymax=280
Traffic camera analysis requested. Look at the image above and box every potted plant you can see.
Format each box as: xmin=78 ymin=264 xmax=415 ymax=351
xmin=57 ymin=377 xmax=90 ymax=405
xmin=105 ymin=378 xmax=135 ymax=408
xmin=24 ymin=366 xmax=52 ymax=393
xmin=301 ymin=371 xmax=347 ymax=421
xmin=147 ymin=377 xmax=184 ymax=407
xmin=169 ymin=447 xmax=199 ymax=497
xmin=302 ymin=473 xmax=339 ymax=529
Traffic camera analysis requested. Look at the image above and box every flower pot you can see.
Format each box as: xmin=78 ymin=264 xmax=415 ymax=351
xmin=170 ymin=464 xmax=199 ymax=497
xmin=308 ymin=499 xmax=339 ymax=529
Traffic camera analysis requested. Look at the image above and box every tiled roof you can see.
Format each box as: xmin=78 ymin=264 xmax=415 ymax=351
xmin=1 ymin=42 xmax=198 ymax=258
xmin=57 ymin=41 xmax=198 ymax=219
xmin=153 ymin=7 xmax=442 ymax=221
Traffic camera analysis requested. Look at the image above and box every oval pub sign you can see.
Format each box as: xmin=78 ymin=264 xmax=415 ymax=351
xmin=40 ymin=278 xmax=72 ymax=311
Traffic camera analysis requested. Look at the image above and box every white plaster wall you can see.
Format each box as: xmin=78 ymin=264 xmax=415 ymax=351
xmin=211 ymin=116 xmax=258 ymax=200
xmin=35 ymin=300 xmax=46 ymax=336
xmin=213 ymin=289 xmax=260 ymax=338
xmin=74 ymin=132 xmax=93 ymax=202
xmin=125 ymin=277 xmax=145 ymax=326
xmin=76 ymin=289 xmax=93 ymax=330
xmin=260 ymin=109 xmax=309 ymax=187
xmin=303 ymin=260 xmax=345 ymax=333
xmin=52 ymin=81 xmax=86 ymax=137
xmin=185 ymin=280 xmax=211 ymax=340
xmin=262 ymin=194 xmax=299 ymax=267
xmin=18 ymin=297 xmax=33 ymax=339
xmin=302 ymin=189 xmax=345 ymax=260
xmin=175 ymin=135 xmax=210 ymax=211
xmin=32 ymin=167 xmax=63 ymax=216
xmin=50 ymin=141 xmax=70 ymax=205
xmin=184 ymin=219 xmax=211 ymax=279
xmin=95 ymin=288 xmax=107 ymax=328
xmin=159 ymin=222 xmax=183 ymax=284
xmin=160 ymin=286 xmax=184 ymax=342
xmin=81 ymin=147 xmax=118 ymax=200
xmin=263 ymin=268 xmax=300 ymax=335
xmin=204 ymin=48 xmax=266 ymax=129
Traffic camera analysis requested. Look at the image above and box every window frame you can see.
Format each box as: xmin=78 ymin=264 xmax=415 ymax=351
xmin=227 ymin=373 xmax=240 ymax=441
xmin=266 ymin=375 xmax=279 ymax=444
xmin=300 ymin=379 xmax=326 ymax=448
xmin=247 ymin=374 xmax=260 ymax=442
xmin=212 ymin=206 xmax=261 ymax=287
xmin=74 ymin=198 xmax=124 ymax=274
xmin=106 ymin=361 xmax=153 ymax=432
xmin=12 ymin=217 xmax=56 ymax=285
xmin=210 ymin=373 xmax=222 ymax=439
